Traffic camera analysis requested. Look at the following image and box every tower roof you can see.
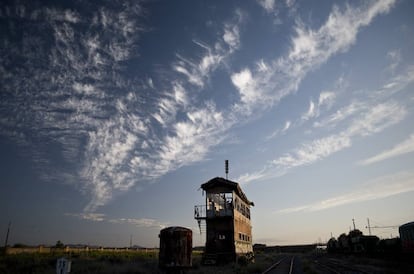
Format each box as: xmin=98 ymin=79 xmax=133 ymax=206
xmin=201 ymin=177 xmax=254 ymax=206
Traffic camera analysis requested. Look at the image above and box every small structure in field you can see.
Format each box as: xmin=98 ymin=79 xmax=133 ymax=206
xmin=194 ymin=176 xmax=254 ymax=264
xmin=56 ymin=257 xmax=71 ymax=274
xmin=159 ymin=226 xmax=192 ymax=270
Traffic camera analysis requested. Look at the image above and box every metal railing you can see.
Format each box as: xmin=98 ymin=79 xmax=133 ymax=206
xmin=194 ymin=205 xmax=233 ymax=219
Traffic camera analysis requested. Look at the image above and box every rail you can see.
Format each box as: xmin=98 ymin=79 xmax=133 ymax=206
xmin=262 ymin=256 xmax=295 ymax=274
xmin=313 ymin=258 xmax=371 ymax=274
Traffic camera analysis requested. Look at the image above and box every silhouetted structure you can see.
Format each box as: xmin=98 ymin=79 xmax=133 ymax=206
xmin=328 ymin=230 xmax=380 ymax=254
xmin=159 ymin=227 xmax=192 ymax=270
xmin=194 ymin=177 xmax=254 ymax=264
xmin=399 ymin=221 xmax=414 ymax=253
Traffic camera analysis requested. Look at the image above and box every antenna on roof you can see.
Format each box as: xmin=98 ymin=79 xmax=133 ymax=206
xmin=225 ymin=160 xmax=229 ymax=179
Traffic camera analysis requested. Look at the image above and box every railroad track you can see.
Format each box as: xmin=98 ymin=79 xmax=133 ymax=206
xmin=313 ymin=258 xmax=371 ymax=274
xmin=262 ymin=256 xmax=295 ymax=274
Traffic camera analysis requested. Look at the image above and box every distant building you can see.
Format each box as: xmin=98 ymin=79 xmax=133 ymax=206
xmin=194 ymin=177 xmax=254 ymax=264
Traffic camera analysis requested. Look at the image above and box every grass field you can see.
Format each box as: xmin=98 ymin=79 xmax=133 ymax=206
xmin=0 ymin=250 xmax=160 ymax=274
xmin=0 ymin=249 xmax=284 ymax=274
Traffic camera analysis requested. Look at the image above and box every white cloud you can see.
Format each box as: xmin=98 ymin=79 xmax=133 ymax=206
xmin=376 ymin=65 xmax=414 ymax=98
xmin=231 ymin=68 xmax=258 ymax=104
xmin=359 ymin=134 xmax=414 ymax=166
xmin=237 ymin=168 xmax=268 ymax=185
xmin=301 ymin=92 xmax=336 ymax=122
xmin=288 ymin=0 xmax=395 ymax=65
xmin=318 ymin=91 xmax=336 ymax=108
xmin=0 ymin=0 xmax=401 ymax=213
xmin=67 ymin=213 xmax=168 ymax=229
xmin=387 ymin=49 xmax=401 ymax=73
xmin=231 ymin=0 xmax=395 ymax=116
xmin=65 ymin=213 xmax=106 ymax=222
xmin=302 ymin=100 xmax=316 ymax=120
xmin=257 ymin=0 xmax=276 ymax=13
xmin=273 ymin=133 xmax=351 ymax=168
xmin=156 ymin=103 xmax=227 ymax=172
xmin=277 ymin=171 xmax=414 ymax=213
xmin=109 ymin=218 xmax=168 ymax=229
xmin=174 ymin=11 xmax=242 ymax=88
xmin=286 ymin=0 xmax=295 ymax=8
xmin=156 ymin=0 xmax=400 ymax=191
xmin=345 ymin=102 xmax=406 ymax=137
xmin=0 ymin=1 xmax=149 ymax=213
xmin=313 ymin=101 xmax=365 ymax=129
xmin=256 ymin=59 xmax=269 ymax=72
xmin=223 ymin=23 xmax=240 ymax=50
xmin=266 ymin=120 xmax=291 ymax=141
xmin=282 ymin=121 xmax=291 ymax=132
xmin=246 ymin=101 xmax=406 ymax=182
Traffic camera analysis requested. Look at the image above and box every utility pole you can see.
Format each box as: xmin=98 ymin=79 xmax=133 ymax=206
xmin=4 ymin=221 xmax=11 ymax=248
xmin=130 ymin=234 xmax=132 ymax=248
xmin=365 ymin=218 xmax=398 ymax=233
xmin=367 ymin=218 xmax=372 ymax=235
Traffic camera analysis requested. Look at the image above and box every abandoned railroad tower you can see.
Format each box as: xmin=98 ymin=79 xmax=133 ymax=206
xmin=194 ymin=172 xmax=254 ymax=264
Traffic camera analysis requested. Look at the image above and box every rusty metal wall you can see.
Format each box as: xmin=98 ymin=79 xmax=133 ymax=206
xmin=159 ymin=226 xmax=192 ymax=269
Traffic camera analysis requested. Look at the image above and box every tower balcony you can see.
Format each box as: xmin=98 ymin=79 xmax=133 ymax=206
xmin=194 ymin=205 xmax=233 ymax=219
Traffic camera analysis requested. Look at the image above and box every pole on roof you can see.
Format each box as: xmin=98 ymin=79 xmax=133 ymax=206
xmin=225 ymin=160 xmax=229 ymax=180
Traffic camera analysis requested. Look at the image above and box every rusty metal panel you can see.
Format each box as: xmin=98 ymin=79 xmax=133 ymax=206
xmin=159 ymin=226 xmax=192 ymax=269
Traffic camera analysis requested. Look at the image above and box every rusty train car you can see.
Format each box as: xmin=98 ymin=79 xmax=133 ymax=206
xmin=159 ymin=226 xmax=192 ymax=270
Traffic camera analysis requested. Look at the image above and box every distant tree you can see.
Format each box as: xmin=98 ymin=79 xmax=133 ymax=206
xmin=338 ymin=233 xmax=349 ymax=252
xmin=55 ymin=240 xmax=64 ymax=248
xmin=13 ymin=243 xmax=27 ymax=248
xmin=327 ymin=238 xmax=338 ymax=253
xmin=349 ymin=229 xmax=363 ymax=238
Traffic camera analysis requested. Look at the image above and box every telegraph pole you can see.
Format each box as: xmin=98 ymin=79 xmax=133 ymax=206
xmin=365 ymin=217 xmax=399 ymax=234
xmin=367 ymin=218 xmax=372 ymax=235
xmin=130 ymin=234 xmax=132 ymax=248
xmin=4 ymin=221 xmax=11 ymax=248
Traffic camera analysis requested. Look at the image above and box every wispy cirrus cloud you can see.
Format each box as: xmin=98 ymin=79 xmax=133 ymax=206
xmin=238 ymin=56 xmax=413 ymax=184
xmin=66 ymin=213 xmax=106 ymax=222
xmin=231 ymin=0 xmax=395 ymax=115
xmin=277 ymin=171 xmax=414 ymax=213
xmin=267 ymin=89 xmax=336 ymax=141
xmin=237 ymin=101 xmax=406 ymax=183
xmin=81 ymin=9 xmax=247 ymax=211
xmin=386 ymin=49 xmax=401 ymax=73
xmin=257 ymin=0 xmax=276 ymax=13
xmin=174 ymin=11 xmax=243 ymax=88
xmin=0 ymin=1 xmax=149 ymax=211
xmin=66 ymin=213 xmax=168 ymax=229
xmin=266 ymin=120 xmax=291 ymax=141
xmin=0 ymin=0 xmax=400 ymax=213
xmin=359 ymin=134 xmax=414 ymax=166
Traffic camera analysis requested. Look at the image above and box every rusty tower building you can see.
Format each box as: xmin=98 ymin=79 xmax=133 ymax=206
xmin=194 ymin=176 xmax=254 ymax=264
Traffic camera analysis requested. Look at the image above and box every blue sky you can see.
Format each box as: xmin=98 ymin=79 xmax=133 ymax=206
xmin=1 ymin=0 xmax=414 ymax=247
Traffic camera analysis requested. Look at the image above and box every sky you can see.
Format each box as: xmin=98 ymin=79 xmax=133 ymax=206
xmin=1 ymin=0 xmax=414 ymax=248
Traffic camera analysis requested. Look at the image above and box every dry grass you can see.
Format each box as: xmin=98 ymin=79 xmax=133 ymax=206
xmin=0 ymin=250 xmax=299 ymax=274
